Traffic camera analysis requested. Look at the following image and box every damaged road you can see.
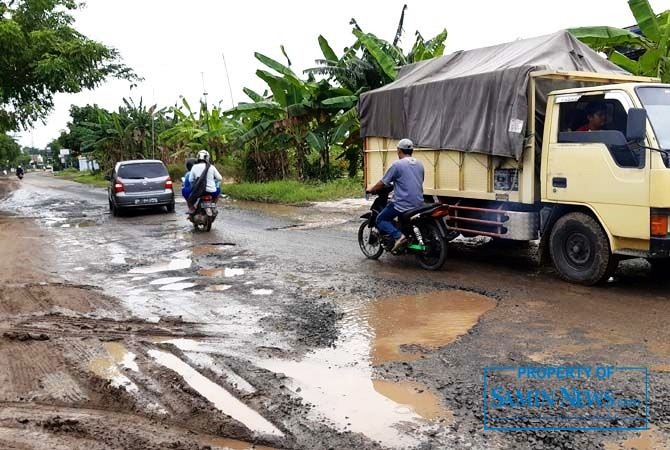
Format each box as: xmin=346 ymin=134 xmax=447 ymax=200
xmin=0 ymin=173 xmax=668 ymax=450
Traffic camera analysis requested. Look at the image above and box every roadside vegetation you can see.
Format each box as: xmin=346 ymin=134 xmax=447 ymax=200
xmin=47 ymin=5 xmax=447 ymax=197
xmin=55 ymin=169 xmax=108 ymax=187
xmin=221 ymin=178 xmax=363 ymax=204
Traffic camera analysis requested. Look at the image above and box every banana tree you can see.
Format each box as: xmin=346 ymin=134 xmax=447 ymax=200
xmin=227 ymin=50 xmax=358 ymax=180
xmin=569 ymin=0 xmax=670 ymax=81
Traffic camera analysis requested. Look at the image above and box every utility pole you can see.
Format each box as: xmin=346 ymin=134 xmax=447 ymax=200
xmin=201 ymin=72 xmax=210 ymax=132
xmin=151 ymin=88 xmax=156 ymax=160
xmin=222 ymin=52 xmax=235 ymax=108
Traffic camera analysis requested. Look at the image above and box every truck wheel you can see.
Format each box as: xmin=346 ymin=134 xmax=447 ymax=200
xmin=549 ymin=212 xmax=616 ymax=285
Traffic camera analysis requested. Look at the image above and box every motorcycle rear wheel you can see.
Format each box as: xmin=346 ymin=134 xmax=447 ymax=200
xmin=415 ymin=222 xmax=447 ymax=270
xmin=358 ymin=220 xmax=384 ymax=259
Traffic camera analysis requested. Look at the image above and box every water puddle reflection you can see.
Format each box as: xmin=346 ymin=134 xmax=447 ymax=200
xmin=148 ymin=350 xmax=283 ymax=437
xmin=260 ymin=289 xmax=495 ymax=446
xmin=207 ymin=285 xmax=233 ymax=292
xmin=129 ymin=258 xmax=192 ymax=274
xmin=158 ymin=282 xmax=197 ymax=291
xmin=368 ymin=291 xmax=496 ymax=364
xmin=89 ymin=342 xmax=139 ymax=391
xmin=251 ymin=289 xmax=273 ymax=296
xmin=150 ymin=277 xmax=191 ymax=286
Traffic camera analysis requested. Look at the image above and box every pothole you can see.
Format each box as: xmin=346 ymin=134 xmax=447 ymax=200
xmin=367 ymin=290 xmax=497 ymax=364
xmin=88 ymin=342 xmax=139 ymax=391
xmin=259 ymin=289 xmax=495 ymax=447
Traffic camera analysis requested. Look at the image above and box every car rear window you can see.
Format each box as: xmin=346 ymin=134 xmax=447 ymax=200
xmin=118 ymin=162 xmax=167 ymax=179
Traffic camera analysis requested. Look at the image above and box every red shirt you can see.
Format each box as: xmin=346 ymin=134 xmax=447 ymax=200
xmin=576 ymin=124 xmax=590 ymax=131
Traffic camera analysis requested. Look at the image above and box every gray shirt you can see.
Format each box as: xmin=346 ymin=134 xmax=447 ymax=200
xmin=381 ymin=157 xmax=425 ymax=212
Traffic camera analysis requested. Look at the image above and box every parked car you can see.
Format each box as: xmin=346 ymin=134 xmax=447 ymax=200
xmin=107 ymin=160 xmax=175 ymax=216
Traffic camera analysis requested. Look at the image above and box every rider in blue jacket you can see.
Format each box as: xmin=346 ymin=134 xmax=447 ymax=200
xmin=181 ymin=158 xmax=196 ymax=200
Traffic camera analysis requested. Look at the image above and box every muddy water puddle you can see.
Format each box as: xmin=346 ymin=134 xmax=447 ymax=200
xmin=89 ymin=342 xmax=139 ymax=391
xmin=368 ymin=290 xmax=496 ymax=364
xmin=198 ymin=436 xmax=275 ymax=450
xmin=604 ymin=425 xmax=668 ymax=450
xmin=260 ymin=289 xmax=495 ymax=446
xmin=148 ymin=349 xmax=283 ymax=437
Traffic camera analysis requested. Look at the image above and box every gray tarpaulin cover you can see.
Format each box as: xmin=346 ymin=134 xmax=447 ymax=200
xmin=359 ymin=31 xmax=628 ymax=159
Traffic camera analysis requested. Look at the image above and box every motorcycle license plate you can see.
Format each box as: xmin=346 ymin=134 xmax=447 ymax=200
xmin=201 ymin=202 xmax=215 ymax=208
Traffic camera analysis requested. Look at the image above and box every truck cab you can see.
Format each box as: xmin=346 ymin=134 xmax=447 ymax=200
xmin=540 ymin=82 xmax=670 ymax=282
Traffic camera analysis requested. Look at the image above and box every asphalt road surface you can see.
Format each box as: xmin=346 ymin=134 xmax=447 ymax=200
xmin=0 ymin=173 xmax=667 ymax=450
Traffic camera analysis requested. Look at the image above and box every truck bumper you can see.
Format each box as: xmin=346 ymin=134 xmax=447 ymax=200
xmin=649 ymin=237 xmax=670 ymax=258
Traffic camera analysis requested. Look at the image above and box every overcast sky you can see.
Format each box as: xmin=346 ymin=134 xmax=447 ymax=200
xmin=15 ymin=0 xmax=670 ymax=148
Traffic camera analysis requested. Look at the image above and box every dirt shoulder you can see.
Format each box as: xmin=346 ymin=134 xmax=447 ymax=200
xmin=0 ymin=182 xmax=287 ymax=449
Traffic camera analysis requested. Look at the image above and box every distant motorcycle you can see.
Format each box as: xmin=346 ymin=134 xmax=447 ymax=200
xmin=358 ymin=186 xmax=449 ymax=270
xmin=16 ymin=169 xmax=24 ymax=180
xmin=188 ymin=194 xmax=218 ymax=232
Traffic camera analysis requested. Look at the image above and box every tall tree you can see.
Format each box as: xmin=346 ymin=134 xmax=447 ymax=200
xmin=0 ymin=0 xmax=138 ymax=132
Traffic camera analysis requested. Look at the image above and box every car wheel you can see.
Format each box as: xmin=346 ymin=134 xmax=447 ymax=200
xmin=166 ymin=201 xmax=175 ymax=213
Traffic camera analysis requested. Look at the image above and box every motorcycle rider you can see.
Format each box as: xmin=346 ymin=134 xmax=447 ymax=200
xmin=16 ymin=165 xmax=24 ymax=179
xmin=187 ymin=150 xmax=222 ymax=213
xmin=366 ymin=138 xmax=425 ymax=251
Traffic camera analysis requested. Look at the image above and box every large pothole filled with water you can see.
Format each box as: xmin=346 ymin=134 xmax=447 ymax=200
xmin=259 ymin=289 xmax=496 ymax=447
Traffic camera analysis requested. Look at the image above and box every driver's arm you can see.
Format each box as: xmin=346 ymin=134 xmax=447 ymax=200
xmin=367 ymin=164 xmax=397 ymax=193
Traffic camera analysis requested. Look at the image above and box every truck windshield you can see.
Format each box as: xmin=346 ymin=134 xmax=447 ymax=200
xmin=636 ymin=87 xmax=670 ymax=149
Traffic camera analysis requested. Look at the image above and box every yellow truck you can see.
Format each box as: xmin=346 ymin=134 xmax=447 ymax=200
xmin=360 ymin=31 xmax=670 ymax=284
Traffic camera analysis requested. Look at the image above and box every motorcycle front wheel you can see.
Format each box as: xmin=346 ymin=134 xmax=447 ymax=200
xmin=416 ymin=222 xmax=447 ymax=270
xmin=358 ymin=220 xmax=384 ymax=259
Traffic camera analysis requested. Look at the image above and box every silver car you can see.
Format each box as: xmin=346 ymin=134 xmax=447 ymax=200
xmin=107 ymin=160 xmax=175 ymax=216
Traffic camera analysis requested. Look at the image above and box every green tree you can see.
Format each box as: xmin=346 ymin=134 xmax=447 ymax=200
xmin=0 ymin=0 xmax=138 ymax=131
xmin=569 ymin=0 xmax=670 ymax=81
xmin=0 ymin=133 xmax=21 ymax=168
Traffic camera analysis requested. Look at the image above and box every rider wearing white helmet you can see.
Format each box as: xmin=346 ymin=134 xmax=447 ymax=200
xmin=187 ymin=150 xmax=223 ymax=204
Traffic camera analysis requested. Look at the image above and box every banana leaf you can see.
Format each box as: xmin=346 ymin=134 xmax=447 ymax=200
xmin=321 ymin=95 xmax=358 ymax=109
xmin=254 ymin=52 xmax=304 ymax=89
xmin=225 ymin=101 xmax=283 ymax=115
xmin=568 ymin=26 xmax=652 ymax=50
xmin=353 ymin=29 xmax=398 ymax=80
xmin=318 ymin=35 xmax=338 ymax=62
xmin=306 ymin=131 xmax=326 ymax=151
xmin=628 ymin=0 xmax=660 ymax=41
xmin=243 ymin=87 xmax=264 ymax=102
xmin=608 ymin=50 xmax=641 ymax=73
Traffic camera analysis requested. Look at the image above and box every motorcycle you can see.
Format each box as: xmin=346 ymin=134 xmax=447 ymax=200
xmin=358 ymin=186 xmax=449 ymax=270
xmin=188 ymin=194 xmax=218 ymax=232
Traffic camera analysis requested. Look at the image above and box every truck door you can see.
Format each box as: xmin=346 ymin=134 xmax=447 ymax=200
xmin=544 ymin=92 xmax=650 ymax=244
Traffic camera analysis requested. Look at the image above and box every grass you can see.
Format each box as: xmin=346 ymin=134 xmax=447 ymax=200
xmin=221 ymin=178 xmax=363 ymax=204
xmin=55 ymin=169 xmax=108 ymax=187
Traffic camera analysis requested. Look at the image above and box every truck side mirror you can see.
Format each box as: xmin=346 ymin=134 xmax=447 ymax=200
xmin=104 ymin=174 xmax=112 ymax=181
xmin=626 ymin=108 xmax=647 ymax=142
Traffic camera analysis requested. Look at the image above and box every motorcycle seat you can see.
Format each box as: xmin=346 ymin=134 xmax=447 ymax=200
xmin=399 ymin=204 xmax=437 ymax=223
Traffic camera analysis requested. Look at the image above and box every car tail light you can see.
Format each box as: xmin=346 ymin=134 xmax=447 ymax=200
xmin=431 ymin=206 xmax=449 ymax=219
xmin=651 ymin=214 xmax=669 ymax=237
xmin=114 ymin=182 xmax=124 ymax=193
xmin=165 ymin=178 xmax=173 ymax=189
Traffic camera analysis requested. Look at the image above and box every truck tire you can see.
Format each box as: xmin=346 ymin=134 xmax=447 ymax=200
xmin=549 ymin=212 xmax=616 ymax=285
